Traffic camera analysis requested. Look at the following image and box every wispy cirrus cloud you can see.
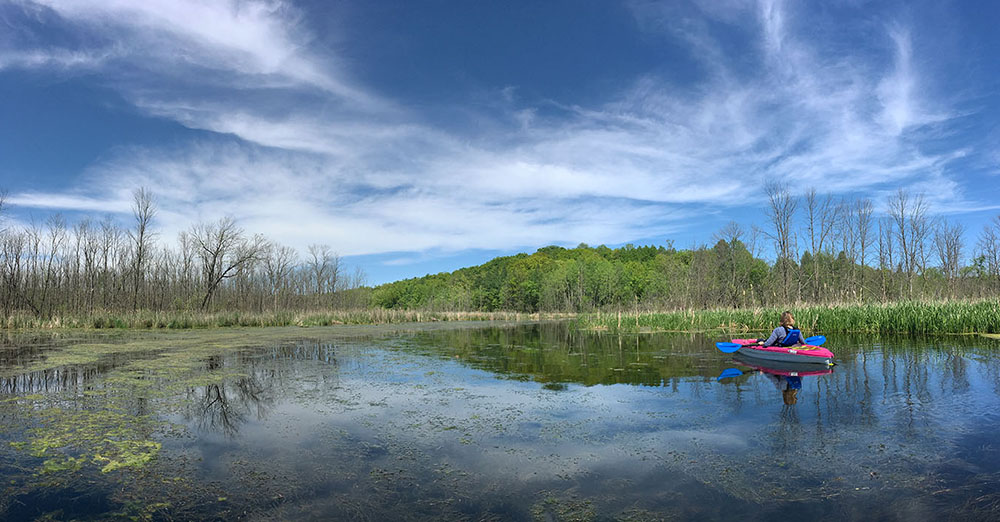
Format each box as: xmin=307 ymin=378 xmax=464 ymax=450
xmin=46 ymin=142 xmax=679 ymax=256
xmin=7 ymin=192 xmax=132 ymax=213
xmin=3 ymin=0 xmax=987 ymax=265
xmin=3 ymin=0 xmax=378 ymax=106
xmin=621 ymin=0 xmax=964 ymax=194
xmin=0 ymin=47 xmax=116 ymax=69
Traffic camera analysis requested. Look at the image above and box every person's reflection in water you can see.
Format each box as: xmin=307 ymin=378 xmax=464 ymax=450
xmin=763 ymin=372 xmax=802 ymax=405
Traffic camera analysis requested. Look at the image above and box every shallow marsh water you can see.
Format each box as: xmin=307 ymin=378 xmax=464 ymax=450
xmin=1 ymin=322 xmax=999 ymax=521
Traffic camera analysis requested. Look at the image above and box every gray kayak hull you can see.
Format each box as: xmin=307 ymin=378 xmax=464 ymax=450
xmin=736 ymin=346 xmax=833 ymax=366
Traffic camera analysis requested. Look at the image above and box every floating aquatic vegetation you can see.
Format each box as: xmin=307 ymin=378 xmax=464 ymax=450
xmin=531 ymin=492 xmax=596 ymax=522
xmin=9 ymin=406 xmax=163 ymax=475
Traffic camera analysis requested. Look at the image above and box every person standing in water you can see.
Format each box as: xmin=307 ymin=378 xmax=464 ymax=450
xmin=757 ymin=311 xmax=806 ymax=347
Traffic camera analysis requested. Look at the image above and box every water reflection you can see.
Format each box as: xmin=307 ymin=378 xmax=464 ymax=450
xmin=189 ymin=378 xmax=268 ymax=437
xmin=0 ymin=338 xmax=342 ymax=439
xmin=404 ymin=323 xmax=718 ymax=386
xmin=180 ymin=343 xmax=339 ymax=437
xmin=730 ymin=355 xmax=835 ymax=405
xmin=1 ymin=326 xmax=1000 ymax=521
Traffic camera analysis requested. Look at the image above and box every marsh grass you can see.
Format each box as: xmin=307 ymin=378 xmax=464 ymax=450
xmin=575 ymin=299 xmax=1000 ymax=335
xmin=5 ymin=300 xmax=997 ymax=336
xmin=2 ymin=309 xmax=572 ymax=330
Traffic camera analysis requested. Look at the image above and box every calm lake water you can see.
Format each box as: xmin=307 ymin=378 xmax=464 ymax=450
xmin=2 ymin=322 xmax=999 ymax=521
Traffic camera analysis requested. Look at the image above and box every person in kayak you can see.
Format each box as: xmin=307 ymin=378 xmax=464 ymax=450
xmin=756 ymin=311 xmax=806 ymax=347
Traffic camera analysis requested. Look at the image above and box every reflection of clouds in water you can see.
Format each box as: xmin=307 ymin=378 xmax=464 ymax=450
xmin=154 ymin=333 xmax=1000 ymax=516
xmin=327 ymin=345 xmax=993 ymax=502
xmin=8 ymin=328 xmax=1000 ymax=520
xmin=217 ymin=346 xmax=754 ymax=486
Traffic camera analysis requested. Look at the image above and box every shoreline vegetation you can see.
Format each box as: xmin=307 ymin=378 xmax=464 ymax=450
xmin=2 ymin=299 xmax=997 ymax=336
xmin=2 ymin=187 xmax=999 ymax=337
xmin=0 ymin=309 xmax=571 ymax=330
xmin=572 ymin=299 xmax=1000 ymax=335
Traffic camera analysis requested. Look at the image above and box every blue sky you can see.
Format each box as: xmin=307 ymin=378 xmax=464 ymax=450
xmin=1 ymin=0 xmax=998 ymax=284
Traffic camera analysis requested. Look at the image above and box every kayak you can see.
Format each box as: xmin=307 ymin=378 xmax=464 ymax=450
xmin=730 ymin=338 xmax=834 ymax=366
xmin=733 ymin=354 xmax=834 ymax=376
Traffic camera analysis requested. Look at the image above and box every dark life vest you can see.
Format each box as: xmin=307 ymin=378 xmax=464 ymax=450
xmin=779 ymin=327 xmax=803 ymax=346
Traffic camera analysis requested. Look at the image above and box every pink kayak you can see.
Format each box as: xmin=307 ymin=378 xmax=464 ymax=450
xmin=731 ymin=339 xmax=835 ymax=366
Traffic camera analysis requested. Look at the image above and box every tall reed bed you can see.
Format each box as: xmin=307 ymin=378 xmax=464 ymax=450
xmin=1 ymin=309 xmax=569 ymax=330
xmin=575 ymin=299 xmax=1000 ymax=335
xmin=6 ymin=301 xmax=997 ymax=334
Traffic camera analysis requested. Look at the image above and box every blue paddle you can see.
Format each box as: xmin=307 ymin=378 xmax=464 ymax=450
xmin=716 ymin=368 xmax=744 ymax=381
xmin=715 ymin=342 xmax=741 ymax=353
xmin=717 ymin=335 xmax=825 ymax=354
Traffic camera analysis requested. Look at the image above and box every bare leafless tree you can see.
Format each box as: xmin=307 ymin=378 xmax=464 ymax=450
xmin=1 ymin=231 xmax=30 ymax=315
xmin=804 ymin=189 xmax=840 ymax=256
xmin=177 ymin=230 xmax=197 ymax=298
xmin=877 ymin=217 xmax=895 ymax=302
xmin=909 ymin=196 xmax=931 ymax=275
xmin=764 ymin=182 xmax=797 ymax=300
xmin=887 ymin=189 xmax=929 ymax=297
xmin=855 ymin=199 xmax=874 ymax=268
xmin=934 ymin=219 xmax=965 ymax=298
xmin=263 ymin=243 xmax=298 ymax=311
xmin=0 ymin=184 xmax=377 ymax=318
xmin=713 ymin=221 xmax=746 ymax=306
xmin=40 ymin=215 xmax=67 ymax=316
xmin=98 ymin=215 xmax=123 ymax=309
xmin=804 ymin=189 xmax=840 ymax=299
xmin=192 ymin=217 xmax=269 ymax=310
xmin=307 ymin=244 xmax=334 ymax=295
xmin=714 ymin=221 xmax=744 ymax=244
xmin=748 ymin=225 xmax=763 ymax=258
xmin=128 ymin=188 xmax=156 ymax=311
xmin=306 ymin=244 xmax=342 ymax=307
xmin=887 ymin=189 xmax=910 ymax=273
xmin=978 ymin=216 xmax=1000 ymax=293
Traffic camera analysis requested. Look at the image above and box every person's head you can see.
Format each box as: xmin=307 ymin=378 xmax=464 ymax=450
xmin=779 ymin=311 xmax=795 ymax=328
xmin=782 ymin=389 xmax=798 ymax=405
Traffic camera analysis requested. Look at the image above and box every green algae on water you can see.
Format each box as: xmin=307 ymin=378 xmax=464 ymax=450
xmin=9 ymin=406 xmax=163 ymax=474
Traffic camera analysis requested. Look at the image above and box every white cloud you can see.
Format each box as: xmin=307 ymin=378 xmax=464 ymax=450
xmin=8 ymin=192 xmax=133 ymax=213
xmin=4 ymin=0 xmax=983 ymax=264
xmin=8 ymin=144 xmax=682 ymax=256
xmin=0 ymin=47 xmax=115 ymax=69
xmin=14 ymin=0 xmax=379 ymax=105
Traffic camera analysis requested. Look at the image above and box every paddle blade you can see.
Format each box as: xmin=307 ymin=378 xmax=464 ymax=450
xmin=715 ymin=342 xmax=741 ymax=353
xmin=805 ymin=335 xmax=827 ymax=346
xmin=717 ymin=368 xmax=744 ymax=381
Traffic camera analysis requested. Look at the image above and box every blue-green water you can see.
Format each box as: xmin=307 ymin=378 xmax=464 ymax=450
xmin=1 ymin=323 xmax=999 ymax=520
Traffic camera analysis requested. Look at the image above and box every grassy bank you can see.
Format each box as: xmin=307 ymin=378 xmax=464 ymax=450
xmin=574 ymin=299 xmax=1000 ymax=335
xmin=5 ymin=300 xmax=998 ymax=335
xmin=1 ymin=309 xmax=573 ymax=330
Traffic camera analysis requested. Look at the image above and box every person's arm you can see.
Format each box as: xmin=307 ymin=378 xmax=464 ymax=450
xmin=762 ymin=327 xmax=782 ymax=346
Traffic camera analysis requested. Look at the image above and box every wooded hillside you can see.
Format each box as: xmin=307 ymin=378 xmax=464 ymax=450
xmin=373 ymin=186 xmax=1000 ymax=312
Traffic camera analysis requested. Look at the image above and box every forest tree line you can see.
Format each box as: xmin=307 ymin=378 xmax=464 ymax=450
xmin=372 ymin=185 xmax=1000 ymax=312
xmin=0 ymin=189 xmax=368 ymax=318
xmin=2 ymin=185 xmax=1000 ymax=318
